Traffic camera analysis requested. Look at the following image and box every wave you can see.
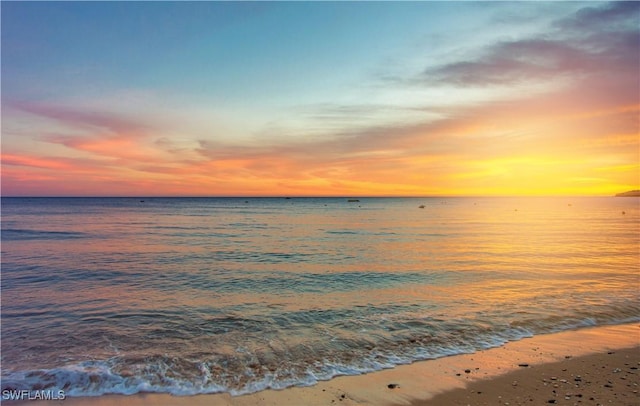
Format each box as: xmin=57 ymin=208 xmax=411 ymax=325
xmin=3 ymin=316 xmax=638 ymax=398
xmin=1 ymin=229 xmax=89 ymax=241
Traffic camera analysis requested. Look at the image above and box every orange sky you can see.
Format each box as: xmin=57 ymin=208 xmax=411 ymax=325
xmin=2 ymin=2 xmax=638 ymax=196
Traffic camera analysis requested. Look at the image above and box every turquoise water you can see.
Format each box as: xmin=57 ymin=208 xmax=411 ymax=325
xmin=1 ymin=197 xmax=638 ymax=396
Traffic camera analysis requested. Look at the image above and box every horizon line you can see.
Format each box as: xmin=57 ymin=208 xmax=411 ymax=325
xmin=0 ymin=194 xmax=630 ymax=199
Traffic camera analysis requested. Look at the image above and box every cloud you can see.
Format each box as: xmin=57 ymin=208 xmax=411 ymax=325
xmin=10 ymin=101 xmax=150 ymax=134
xmin=8 ymin=101 xmax=188 ymax=169
xmin=555 ymin=1 xmax=640 ymax=33
xmin=422 ymin=2 xmax=639 ymax=87
xmin=2 ymin=153 xmax=78 ymax=171
xmin=429 ymin=39 xmax=581 ymax=85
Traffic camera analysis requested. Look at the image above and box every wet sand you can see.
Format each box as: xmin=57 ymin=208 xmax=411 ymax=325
xmin=10 ymin=323 xmax=639 ymax=405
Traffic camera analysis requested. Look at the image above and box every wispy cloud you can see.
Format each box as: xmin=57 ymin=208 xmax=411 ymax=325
xmin=12 ymin=101 xmax=150 ymax=135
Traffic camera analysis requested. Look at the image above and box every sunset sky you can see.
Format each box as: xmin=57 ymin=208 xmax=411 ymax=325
xmin=2 ymin=1 xmax=638 ymax=197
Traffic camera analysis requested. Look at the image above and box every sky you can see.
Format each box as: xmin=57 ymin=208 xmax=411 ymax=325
xmin=2 ymin=1 xmax=639 ymax=197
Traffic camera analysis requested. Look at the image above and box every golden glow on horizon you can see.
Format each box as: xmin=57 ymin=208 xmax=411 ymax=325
xmin=3 ymin=147 xmax=636 ymax=197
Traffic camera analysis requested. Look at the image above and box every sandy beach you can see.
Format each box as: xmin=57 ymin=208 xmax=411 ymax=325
xmin=418 ymin=346 xmax=638 ymax=406
xmin=11 ymin=323 xmax=638 ymax=406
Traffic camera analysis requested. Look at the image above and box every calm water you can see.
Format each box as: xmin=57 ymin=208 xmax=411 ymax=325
xmin=1 ymin=197 xmax=638 ymax=396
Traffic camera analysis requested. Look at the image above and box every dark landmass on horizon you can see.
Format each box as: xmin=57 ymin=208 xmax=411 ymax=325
xmin=615 ymin=190 xmax=640 ymax=197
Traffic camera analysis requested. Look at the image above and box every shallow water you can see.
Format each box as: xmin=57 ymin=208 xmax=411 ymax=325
xmin=1 ymin=197 xmax=638 ymax=396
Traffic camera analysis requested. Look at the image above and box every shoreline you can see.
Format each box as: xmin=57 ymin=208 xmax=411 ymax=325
xmin=7 ymin=323 xmax=639 ymax=405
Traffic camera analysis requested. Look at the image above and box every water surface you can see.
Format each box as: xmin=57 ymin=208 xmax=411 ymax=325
xmin=2 ymin=197 xmax=638 ymax=396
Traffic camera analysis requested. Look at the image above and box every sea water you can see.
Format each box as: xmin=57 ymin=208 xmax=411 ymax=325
xmin=1 ymin=197 xmax=638 ymax=397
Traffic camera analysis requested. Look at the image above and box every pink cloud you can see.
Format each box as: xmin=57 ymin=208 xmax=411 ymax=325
xmin=11 ymin=101 xmax=149 ymax=134
xmin=2 ymin=153 xmax=76 ymax=170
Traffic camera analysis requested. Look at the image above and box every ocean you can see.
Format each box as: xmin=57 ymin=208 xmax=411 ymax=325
xmin=1 ymin=197 xmax=638 ymax=397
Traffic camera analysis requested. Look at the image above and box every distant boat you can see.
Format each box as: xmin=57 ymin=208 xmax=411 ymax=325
xmin=347 ymin=199 xmax=360 ymax=203
xmin=615 ymin=190 xmax=640 ymax=197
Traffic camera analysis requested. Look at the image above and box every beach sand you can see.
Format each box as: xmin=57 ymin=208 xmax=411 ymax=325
xmin=11 ymin=323 xmax=639 ymax=406
xmin=416 ymin=346 xmax=639 ymax=406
